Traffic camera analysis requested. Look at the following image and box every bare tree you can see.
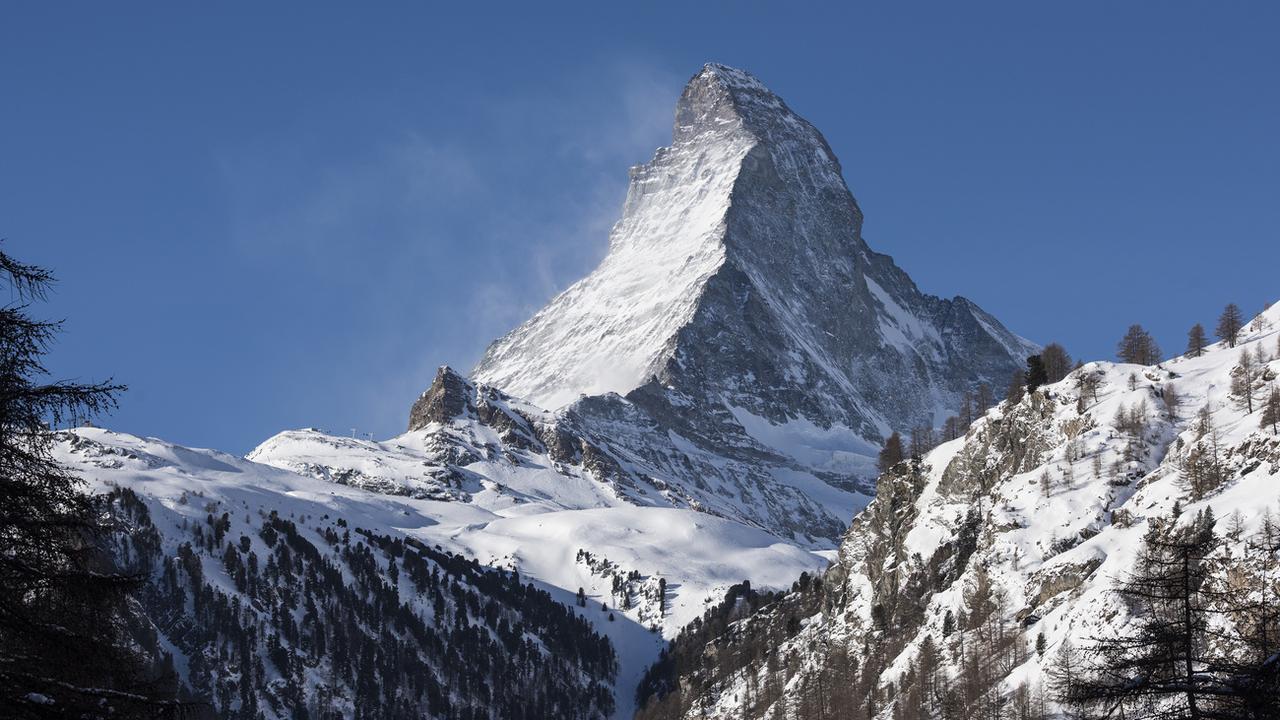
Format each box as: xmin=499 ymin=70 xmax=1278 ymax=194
xmin=1181 ymin=407 xmax=1225 ymax=500
xmin=1076 ymin=371 xmax=1102 ymax=406
xmin=1250 ymin=312 xmax=1266 ymax=333
xmin=1261 ymin=386 xmax=1280 ymax=434
xmin=1162 ymin=383 xmax=1179 ymax=418
xmin=1231 ymin=350 xmax=1259 ymax=414
xmin=1217 ymin=303 xmax=1244 ymax=348
xmin=1006 ymin=370 xmax=1026 ymax=405
xmin=878 ymin=432 xmax=905 ymax=473
xmin=909 ymin=426 xmax=937 ymax=460
xmin=975 ymin=383 xmax=994 ymax=414
xmin=960 ymin=392 xmax=975 ymax=429
xmin=1185 ymin=323 xmax=1208 ymax=358
xmin=1040 ymin=343 xmax=1073 ymax=384
xmin=1117 ymin=325 xmax=1161 ymax=365
xmin=943 ymin=416 xmax=963 ymax=442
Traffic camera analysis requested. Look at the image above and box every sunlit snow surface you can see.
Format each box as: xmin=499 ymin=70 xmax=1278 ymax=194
xmin=687 ymin=302 xmax=1280 ymax=719
xmin=57 ymin=426 xmax=828 ymax=718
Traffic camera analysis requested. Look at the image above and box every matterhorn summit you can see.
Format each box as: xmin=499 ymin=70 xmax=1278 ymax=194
xmin=254 ymin=64 xmax=1037 ymax=547
xmin=474 ymin=63 xmax=1035 ymax=497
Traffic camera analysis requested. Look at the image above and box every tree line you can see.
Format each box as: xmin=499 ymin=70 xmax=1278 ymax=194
xmin=878 ymin=299 xmax=1277 ymax=468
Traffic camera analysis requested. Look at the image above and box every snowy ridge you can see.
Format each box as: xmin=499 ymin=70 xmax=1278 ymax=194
xmin=649 ymin=302 xmax=1280 ymax=719
xmin=57 ymin=427 xmax=829 ymax=718
xmin=474 ymin=66 xmax=757 ymax=410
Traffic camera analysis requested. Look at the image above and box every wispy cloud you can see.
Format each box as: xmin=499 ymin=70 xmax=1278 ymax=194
xmin=214 ymin=58 xmax=682 ymax=436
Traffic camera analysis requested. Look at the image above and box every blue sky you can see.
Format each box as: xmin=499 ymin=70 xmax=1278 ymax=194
xmin=3 ymin=3 xmax=1277 ymax=453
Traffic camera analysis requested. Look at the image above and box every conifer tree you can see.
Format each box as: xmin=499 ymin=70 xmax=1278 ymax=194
xmin=1217 ymin=303 xmax=1244 ymax=348
xmin=878 ymin=431 xmax=905 ymax=474
xmin=1186 ymin=323 xmax=1207 ymax=357
xmin=1039 ymin=343 xmax=1073 ymax=384
xmin=1261 ymin=386 xmax=1280 ymax=434
xmin=0 ymin=249 xmax=177 ymax=717
xmin=1231 ymin=350 xmax=1259 ymax=413
xmin=1054 ymin=509 xmax=1276 ymax=719
xmin=1025 ymin=354 xmax=1048 ymax=392
xmin=1006 ymin=370 xmax=1026 ymax=405
xmin=1117 ymin=324 xmax=1161 ymax=365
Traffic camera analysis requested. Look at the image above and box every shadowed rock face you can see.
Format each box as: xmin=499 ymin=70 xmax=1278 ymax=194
xmin=411 ymin=65 xmax=1037 ymax=543
xmin=407 ymin=366 xmax=473 ymax=431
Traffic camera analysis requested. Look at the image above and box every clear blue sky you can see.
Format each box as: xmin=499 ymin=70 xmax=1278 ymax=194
xmin=3 ymin=3 xmax=1277 ymax=453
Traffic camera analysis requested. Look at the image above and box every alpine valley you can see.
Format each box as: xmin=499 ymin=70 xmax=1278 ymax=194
xmin=47 ymin=64 xmax=1280 ymax=720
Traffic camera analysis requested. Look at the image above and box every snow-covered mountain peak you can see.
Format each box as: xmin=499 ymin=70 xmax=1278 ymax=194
xmin=459 ymin=64 xmax=1037 ymax=541
xmin=671 ymin=64 xmax=825 ymax=151
xmin=474 ymin=65 xmax=1030 ymax=436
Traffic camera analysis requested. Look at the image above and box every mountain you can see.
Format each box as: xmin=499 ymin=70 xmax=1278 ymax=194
xmin=633 ymin=303 xmax=1280 ymax=720
xmin=474 ymin=64 xmax=1034 ymax=434
xmin=472 ymin=63 xmax=1032 ymax=542
xmin=56 ymin=430 xmax=618 ymax=719
xmin=56 ymin=427 xmax=825 ymax=719
xmin=256 ymin=63 xmax=1040 ymax=551
xmin=51 ymin=63 xmax=1046 ymax=718
xmin=235 ymin=62 xmax=1042 ymax=710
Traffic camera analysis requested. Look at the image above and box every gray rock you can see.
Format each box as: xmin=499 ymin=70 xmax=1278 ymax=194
xmin=428 ymin=65 xmax=1037 ymax=543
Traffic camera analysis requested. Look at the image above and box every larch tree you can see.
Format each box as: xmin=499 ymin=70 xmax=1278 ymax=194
xmin=975 ymin=383 xmax=994 ymax=414
xmin=1117 ymin=324 xmax=1162 ymax=365
xmin=1230 ymin=350 xmax=1259 ymax=414
xmin=878 ymin=431 xmax=905 ymax=474
xmin=1039 ymin=343 xmax=1073 ymax=384
xmin=1058 ymin=510 xmax=1224 ymax=719
xmin=1076 ymin=370 xmax=1102 ymax=406
xmin=1217 ymin=303 xmax=1244 ymax=348
xmin=909 ymin=426 xmax=936 ymax=460
xmin=1006 ymin=370 xmax=1026 ymax=405
xmin=1261 ymin=386 xmax=1280 ymax=434
xmin=1186 ymin=323 xmax=1208 ymax=358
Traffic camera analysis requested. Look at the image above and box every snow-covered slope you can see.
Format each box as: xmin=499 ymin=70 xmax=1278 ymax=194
xmin=472 ymin=66 xmax=758 ymax=411
xmin=58 ymin=424 xmax=827 ymax=718
xmin=253 ymin=364 xmax=866 ymax=546
xmin=473 ymin=63 xmax=1036 ymax=499
xmin=640 ymin=302 xmax=1280 ymax=719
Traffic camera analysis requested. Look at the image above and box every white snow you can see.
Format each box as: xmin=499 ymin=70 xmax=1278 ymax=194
xmin=688 ymin=301 xmax=1280 ymax=719
xmin=473 ymin=90 xmax=757 ymax=409
xmin=59 ymin=424 xmax=829 ymax=718
xmin=728 ymin=404 xmax=879 ymax=476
